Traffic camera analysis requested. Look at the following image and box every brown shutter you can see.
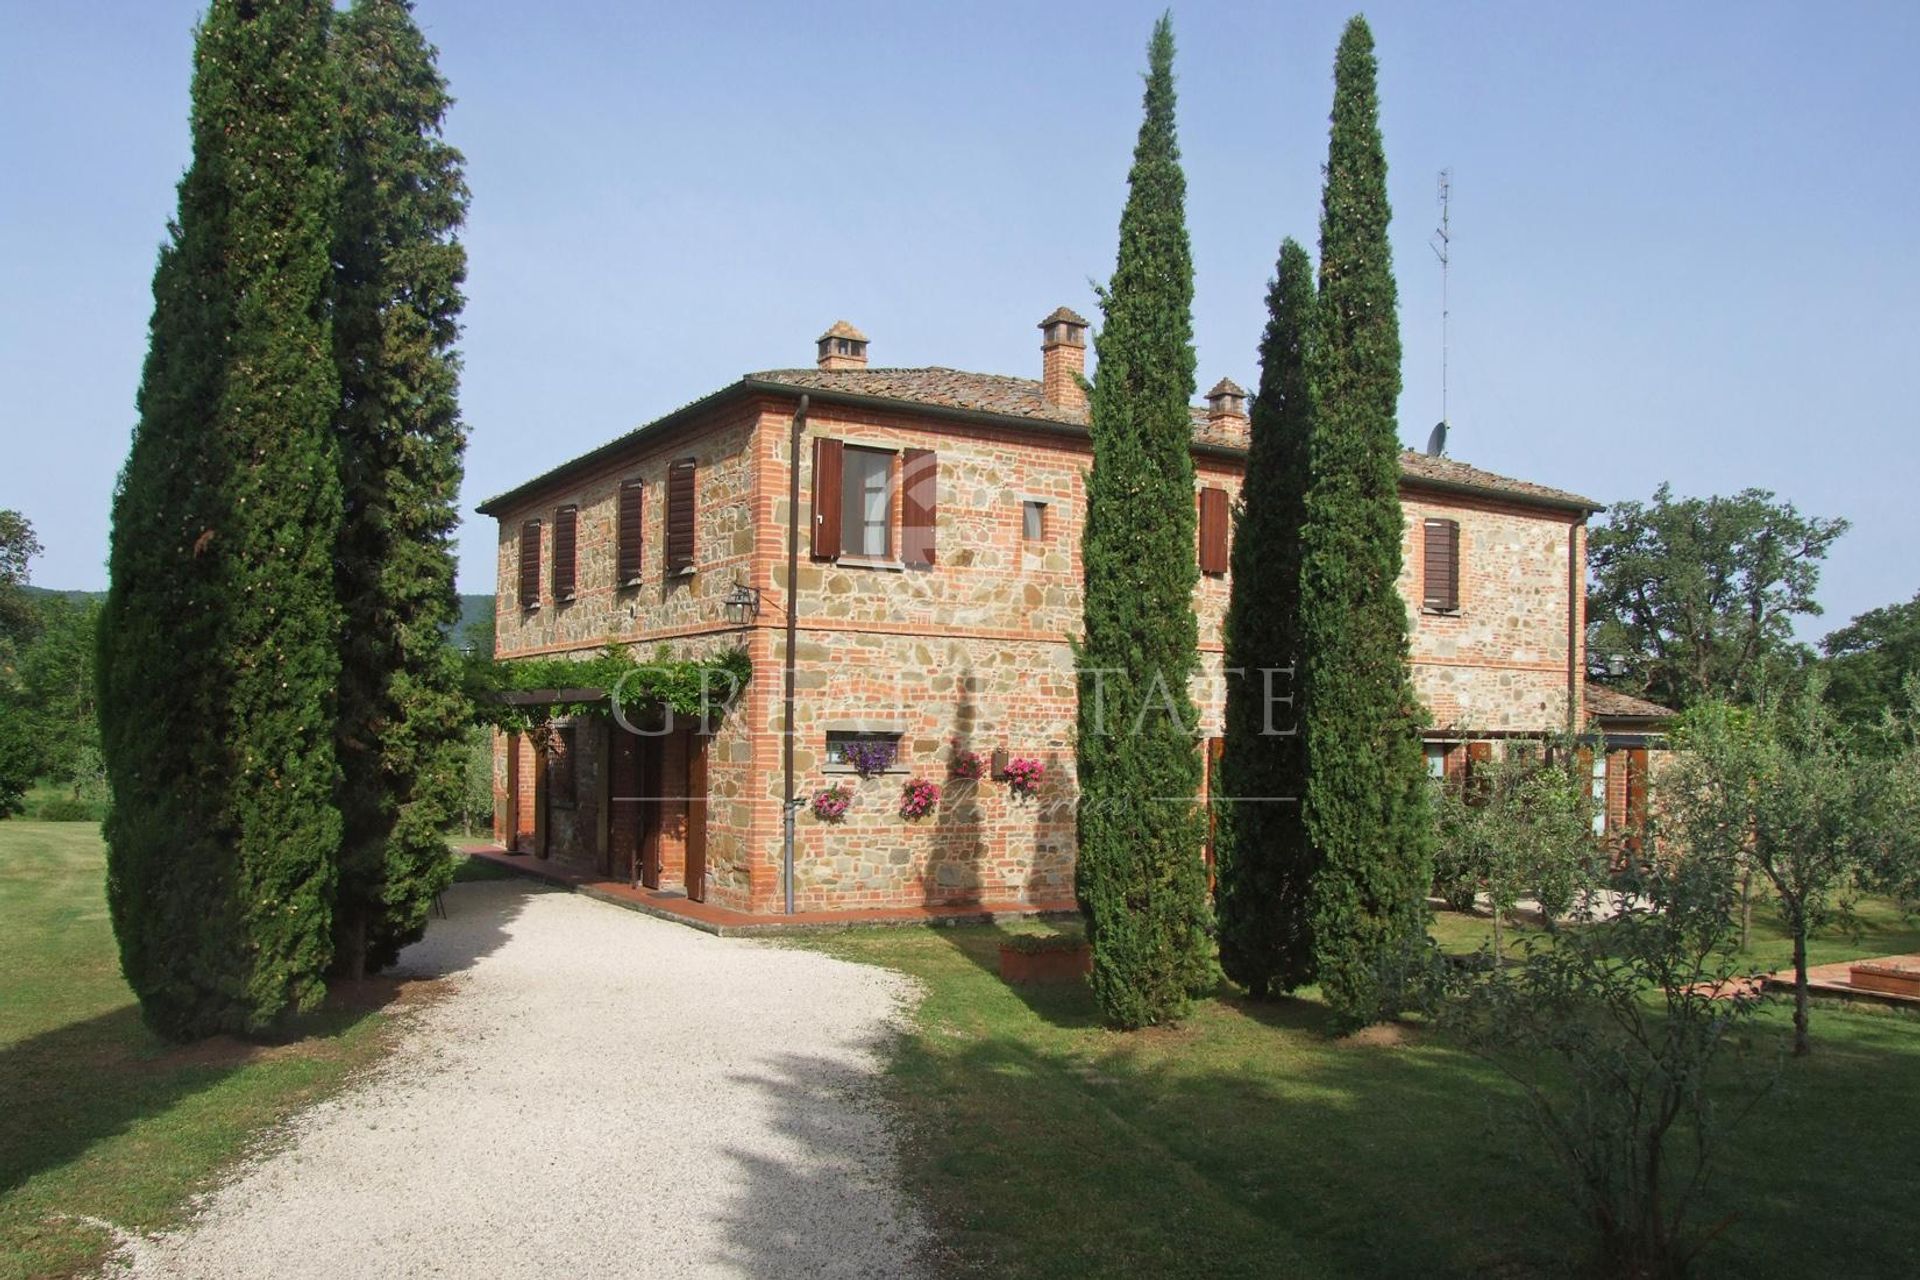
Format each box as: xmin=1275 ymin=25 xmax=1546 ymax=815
xmin=1198 ymin=486 xmax=1230 ymax=575
xmin=1465 ymin=740 xmax=1493 ymax=804
xmin=811 ymin=437 xmax=843 ymax=562
xmin=1625 ymin=747 xmax=1649 ymax=855
xmin=616 ymin=478 xmax=645 ymax=586
xmin=1423 ymin=518 xmax=1460 ymax=611
xmin=518 ymin=519 xmax=541 ymax=610
xmin=552 ymin=505 xmax=578 ymax=602
xmin=901 ymin=447 xmax=937 ymax=568
xmin=665 ymin=458 xmax=696 ymax=574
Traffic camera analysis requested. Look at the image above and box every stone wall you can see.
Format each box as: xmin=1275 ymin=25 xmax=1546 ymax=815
xmin=489 ymin=391 xmax=1585 ymax=913
xmin=1401 ymin=487 xmax=1582 ymax=733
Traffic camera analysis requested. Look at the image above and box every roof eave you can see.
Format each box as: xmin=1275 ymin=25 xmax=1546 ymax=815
xmin=1400 ymin=473 xmax=1605 ymax=517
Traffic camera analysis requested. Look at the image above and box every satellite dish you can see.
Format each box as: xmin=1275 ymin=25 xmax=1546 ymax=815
xmin=1425 ymin=420 xmax=1448 ymax=457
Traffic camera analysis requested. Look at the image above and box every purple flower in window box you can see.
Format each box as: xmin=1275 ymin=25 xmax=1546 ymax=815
xmin=843 ymin=738 xmax=896 ymax=778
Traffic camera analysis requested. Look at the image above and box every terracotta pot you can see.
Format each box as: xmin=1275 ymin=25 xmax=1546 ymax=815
xmin=998 ymin=941 xmax=1092 ymax=984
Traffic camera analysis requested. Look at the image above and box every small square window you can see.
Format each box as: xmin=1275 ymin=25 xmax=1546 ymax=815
xmin=825 ymin=730 xmax=903 ymax=772
xmin=1022 ymin=500 xmax=1047 ymax=542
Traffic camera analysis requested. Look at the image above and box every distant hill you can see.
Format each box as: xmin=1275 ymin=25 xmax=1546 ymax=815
xmin=26 ymin=586 xmax=495 ymax=640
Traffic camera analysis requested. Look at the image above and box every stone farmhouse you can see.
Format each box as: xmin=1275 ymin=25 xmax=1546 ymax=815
xmin=479 ymin=310 xmax=1667 ymax=917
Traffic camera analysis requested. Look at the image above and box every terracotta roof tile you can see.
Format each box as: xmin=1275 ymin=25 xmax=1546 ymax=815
xmin=1585 ymin=683 xmax=1676 ymax=720
xmin=749 ymin=366 xmax=1601 ymax=510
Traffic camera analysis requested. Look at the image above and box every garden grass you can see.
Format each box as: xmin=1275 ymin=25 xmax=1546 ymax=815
xmin=0 ymin=822 xmax=411 ymax=1280
xmin=805 ymin=907 xmax=1920 ymax=1278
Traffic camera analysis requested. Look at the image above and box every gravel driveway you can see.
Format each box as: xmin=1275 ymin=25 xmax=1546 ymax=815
xmin=104 ymin=878 xmax=927 ymax=1279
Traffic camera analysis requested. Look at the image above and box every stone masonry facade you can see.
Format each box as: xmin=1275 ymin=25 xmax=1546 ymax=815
xmin=482 ymin=313 xmax=1603 ymax=915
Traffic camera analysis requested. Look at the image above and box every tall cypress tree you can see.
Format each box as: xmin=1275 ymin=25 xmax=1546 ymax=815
xmin=1298 ymin=16 xmax=1434 ymax=1028
xmin=1215 ymin=239 xmax=1317 ymax=999
xmin=330 ymin=0 xmax=471 ymax=979
xmin=1075 ymin=14 xmax=1213 ymax=1029
xmin=100 ymin=0 xmax=344 ymax=1040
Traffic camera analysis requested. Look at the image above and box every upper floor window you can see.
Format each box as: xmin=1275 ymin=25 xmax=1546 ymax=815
xmin=1022 ymin=500 xmax=1047 ymax=542
xmin=1423 ymin=518 xmax=1461 ymax=612
xmin=811 ymin=438 xmax=938 ymax=568
xmin=841 ymin=446 xmax=892 ymax=559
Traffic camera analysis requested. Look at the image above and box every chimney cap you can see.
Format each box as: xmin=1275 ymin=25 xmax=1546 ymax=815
xmin=1206 ymin=378 xmax=1249 ymax=419
xmin=817 ymin=319 xmax=868 ymax=343
xmin=1038 ymin=306 xmax=1089 ymax=330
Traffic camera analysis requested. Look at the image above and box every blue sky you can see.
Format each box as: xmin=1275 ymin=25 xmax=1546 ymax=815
xmin=3 ymin=1 xmax=1915 ymax=637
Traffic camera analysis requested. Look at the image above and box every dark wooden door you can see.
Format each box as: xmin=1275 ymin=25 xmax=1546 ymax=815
xmin=609 ymin=728 xmax=642 ymax=882
xmin=685 ymin=729 xmax=709 ymax=903
xmin=639 ymin=740 xmax=663 ymax=890
xmin=1202 ymin=736 xmax=1224 ymax=892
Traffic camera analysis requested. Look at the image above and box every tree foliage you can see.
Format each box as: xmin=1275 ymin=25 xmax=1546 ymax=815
xmin=1820 ymin=590 xmax=1920 ymax=741
xmin=1296 ymin=16 xmax=1433 ymax=1027
xmin=1666 ymin=685 xmax=1869 ymax=1056
xmin=1430 ymin=743 xmax=1600 ymax=956
xmin=99 ymin=0 xmax=345 ymax=1040
xmin=1215 ymin=239 xmax=1315 ymax=998
xmin=1588 ymin=484 xmax=1847 ymax=710
xmin=14 ymin=595 xmax=103 ymax=797
xmin=329 ymin=0 xmax=473 ymax=978
xmin=1445 ymin=858 xmax=1770 ymax=1278
xmin=0 ymin=511 xmax=42 ymax=665
xmin=1074 ymin=14 xmax=1213 ymax=1029
xmin=0 ymin=512 xmax=42 ymax=815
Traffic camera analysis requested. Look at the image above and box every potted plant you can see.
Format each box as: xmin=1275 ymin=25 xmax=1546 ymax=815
xmin=811 ymin=782 xmax=853 ymax=823
xmin=899 ymin=777 xmax=940 ymax=821
xmin=1003 ymin=756 xmax=1045 ymax=798
xmin=997 ymin=931 xmax=1092 ymax=984
xmin=948 ymin=740 xmax=985 ymax=781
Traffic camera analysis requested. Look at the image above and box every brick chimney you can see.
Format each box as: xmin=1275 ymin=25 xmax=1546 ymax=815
xmin=816 ymin=320 xmax=868 ymax=371
xmin=1206 ymin=377 xmax=1248 ymax=423
xmin=1038 ymin=307 xmax=1089 ymax=412
xmin=1204 ymin=377 xmax=1250 ymax=448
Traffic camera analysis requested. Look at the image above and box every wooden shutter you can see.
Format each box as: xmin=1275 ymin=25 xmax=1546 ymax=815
xmin=552 ymin=505 xmax=578 ymax=602
xmin=1198 ymin=487 xmax=1230 ymax=575
xmin=811 ymin=437 xmax=843 ymax=561
xmin=1465 ymin=740 xmax=1493 ymax=804
xmin=616 ymin=479 xmax=645 ymax=586
xmin=665 ymin=458 xmax=696 ymax=574
xmin=901 ymin=447 xmax=937 ymax=568
xmin=1625 ymin=747 xmax=1649 ymax=855
xmin=518 ymin=519 xmax=541 ymax=610
xmin=1423 ymin=518 xmax=1460 ymax=611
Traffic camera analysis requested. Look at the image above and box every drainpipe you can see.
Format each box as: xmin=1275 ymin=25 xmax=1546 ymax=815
xmin=781 ymin=395 xmax=809 ymax=914
xmin=1567 ymin=517 xmax=1582 ymax=739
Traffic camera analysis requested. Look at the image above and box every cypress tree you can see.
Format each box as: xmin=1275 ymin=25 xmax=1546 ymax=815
xmin=1298 ymin=16 xmax=1434 ymax=1028
xmin=100 ymin=0 xmax=344 ymax=1039
xmin=330 ymin=0 xmax=471 ymax=978
xmin=1215 ymin=239 xmax=1317 ymax=998
xmin=1074 ymin=14 xmax=1213 ymax=1029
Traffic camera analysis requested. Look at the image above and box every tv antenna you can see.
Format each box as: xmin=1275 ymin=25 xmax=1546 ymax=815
xmin=1428 ymin=169 xmax=1451 ymax=456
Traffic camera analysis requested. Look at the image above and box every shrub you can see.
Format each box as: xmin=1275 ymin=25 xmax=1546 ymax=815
xmin=36 ymin=796 xmax=101 ymax=823
xmin=1444 ymin=858 xmax=1771 ymax=1277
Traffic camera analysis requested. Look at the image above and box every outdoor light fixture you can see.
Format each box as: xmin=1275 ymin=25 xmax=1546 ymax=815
xmin=722 ymin=577 xmax=761 ymax=625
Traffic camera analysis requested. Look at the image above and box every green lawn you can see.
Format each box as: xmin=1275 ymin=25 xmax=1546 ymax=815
xmin=806 ymin=905 xmax=1920 ymax=1279
xmin=0 ymin=822 xmax=410 ymax=1280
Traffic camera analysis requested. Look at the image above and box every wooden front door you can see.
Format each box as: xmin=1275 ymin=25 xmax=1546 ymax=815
xmin=639 ymin=738 xmax=663 ymax=890
xmin=685 ymin=729 xmax=709 ymax=903
xmin=609 ymin=727 xmax=642 ymax=882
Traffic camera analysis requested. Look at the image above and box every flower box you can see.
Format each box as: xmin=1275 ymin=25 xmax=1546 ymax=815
xmin=997 ymin=935 xmax=1092 ymax=984
xmin=1849 ymin=960 xmax=1920 ymax=998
